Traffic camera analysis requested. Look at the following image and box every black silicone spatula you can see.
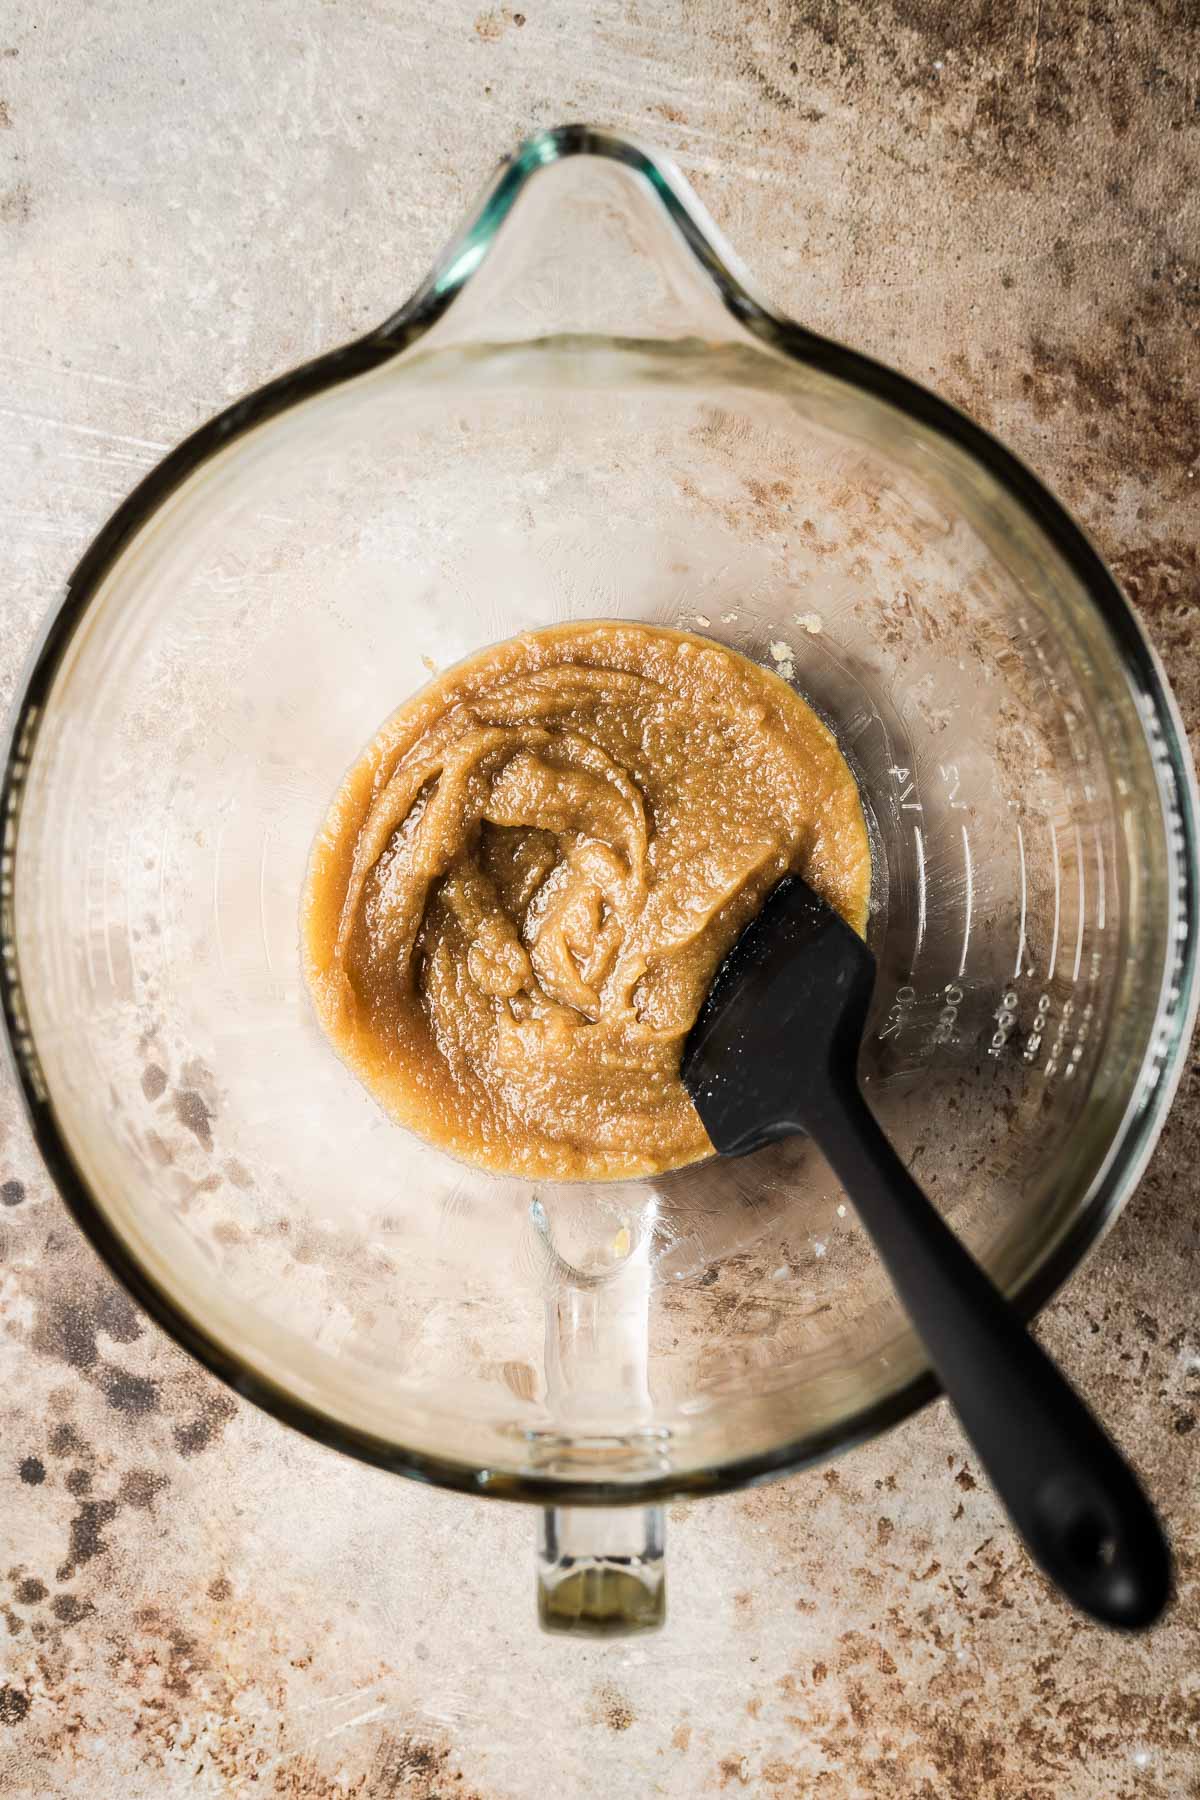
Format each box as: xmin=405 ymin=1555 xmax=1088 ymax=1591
xmin=681 ymin=875 xmax=1171 ymax=1630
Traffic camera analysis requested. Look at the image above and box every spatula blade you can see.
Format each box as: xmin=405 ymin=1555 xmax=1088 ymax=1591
xmin=680 ymin=875 xmax=876 ymax=1157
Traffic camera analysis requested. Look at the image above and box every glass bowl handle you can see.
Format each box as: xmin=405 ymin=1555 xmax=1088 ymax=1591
xmin=529 ymin=1195 xmax=667 ymax=1635
xmin=537 ymin=1503 xmax=665 ymax=1636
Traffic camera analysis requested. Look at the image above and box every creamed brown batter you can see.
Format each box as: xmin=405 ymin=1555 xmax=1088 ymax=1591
xmin=302 ymin=623 xmax=871 ymax=1179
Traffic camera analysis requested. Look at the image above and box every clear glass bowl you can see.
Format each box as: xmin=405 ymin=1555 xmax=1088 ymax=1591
xmin=3 ymin=126 xmax=1197 ymax=1634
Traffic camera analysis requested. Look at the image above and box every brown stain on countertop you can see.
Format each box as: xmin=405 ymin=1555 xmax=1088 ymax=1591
xmin=1 ymin=0 xmax=1199 ymax=1796
xmin=590 ymin=1683 xmax=637 ymax=1732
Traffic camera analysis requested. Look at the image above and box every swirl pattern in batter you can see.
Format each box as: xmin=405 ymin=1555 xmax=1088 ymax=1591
xmin=302 ymin=622 xmax=870 ymax=1179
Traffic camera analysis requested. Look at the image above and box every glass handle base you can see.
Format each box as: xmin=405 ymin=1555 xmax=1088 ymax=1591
xmin=536 ymin=1504 xmax=666 ymax=1636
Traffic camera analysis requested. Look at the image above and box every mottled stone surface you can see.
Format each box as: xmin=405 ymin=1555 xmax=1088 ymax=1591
xmin=0 ymin=3 xmax=1198 ymax=1796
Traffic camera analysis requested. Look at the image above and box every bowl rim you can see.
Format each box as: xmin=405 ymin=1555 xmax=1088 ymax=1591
xmin=2 ymin=123 xmax=1197 ymax=1506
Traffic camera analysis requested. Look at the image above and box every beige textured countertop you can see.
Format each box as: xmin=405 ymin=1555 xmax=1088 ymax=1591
xmin=1 ymin=4 xmax=1197 ymax=1795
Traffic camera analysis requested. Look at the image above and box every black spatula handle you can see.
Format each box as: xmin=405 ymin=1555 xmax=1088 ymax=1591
xmin=809 ymin=1082 xmax=1170 ymax=1630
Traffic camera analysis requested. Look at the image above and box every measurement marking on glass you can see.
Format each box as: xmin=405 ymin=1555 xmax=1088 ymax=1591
xmin=888 ymin=764 xmax=923 ymax=812
xmin=1072 ymin=822 xmax=1086 ymax=983
xmin=913 ymin=825 xmax=927 ymax=965
xmin=1014 ymin=823 xmax=1028 ymax=980
xmin=1093 ymin=822 xmax=1107 ymax=931
xmin=938 ymin=763 xmax=968 ymax=811
xmin=957 ymin=824 xmax=974 ymax=980
xmin=1049 ymin=819 xmax=1062 ymax=982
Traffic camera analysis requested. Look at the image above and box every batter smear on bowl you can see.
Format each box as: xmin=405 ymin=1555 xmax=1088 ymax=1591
xmin=302 ymin=622 xmax=871 ymax=1178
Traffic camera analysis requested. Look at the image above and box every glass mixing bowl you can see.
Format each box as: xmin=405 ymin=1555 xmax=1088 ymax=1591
xmin=3 ymin=126 xmax=1196 ymax=1635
